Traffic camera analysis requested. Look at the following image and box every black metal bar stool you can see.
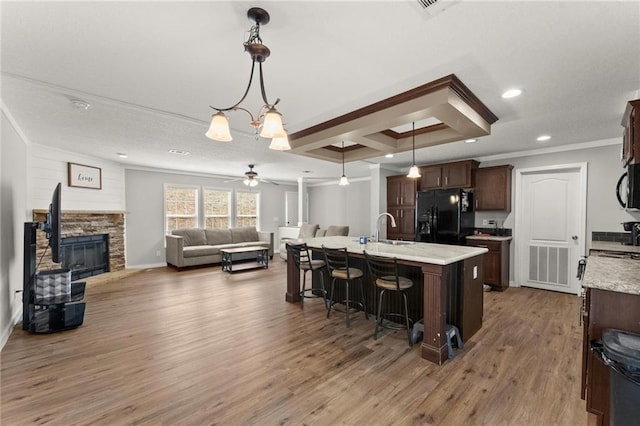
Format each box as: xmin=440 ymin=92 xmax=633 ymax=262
xmin=321 ymin=246 xmax=368 ymax=327
xmin=364 ymin=251 xmax=414 ymax=346
xmin=286 ymin=242 xmax=328 ymax=310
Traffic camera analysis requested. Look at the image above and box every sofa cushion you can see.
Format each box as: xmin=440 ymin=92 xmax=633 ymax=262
xmin=172 ymin=228 xmax=206 ymax=247
xmin=230 ymin=227 xmax=259 ymax=243
xmin=183 ymin=245 xmax=219 ymax=258
xmin=326 ymin=225 xmax=349 ymax=236
xmin=299 ymin=224 xmax=319 ymax=238
xmin=205 ymin=228 xmax=233 ymax=245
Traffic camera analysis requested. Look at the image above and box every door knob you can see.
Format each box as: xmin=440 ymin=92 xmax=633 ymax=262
xmin=572 ymin=235 xmax=578 ymax=240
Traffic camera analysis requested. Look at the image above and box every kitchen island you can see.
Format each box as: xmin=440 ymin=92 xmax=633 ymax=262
xmin=285 ymin=236 xmax=488 ymax=364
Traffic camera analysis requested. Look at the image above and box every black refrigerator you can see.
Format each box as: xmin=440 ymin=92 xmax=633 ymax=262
xmin=415 ymin=189 xmax=475 ymax=244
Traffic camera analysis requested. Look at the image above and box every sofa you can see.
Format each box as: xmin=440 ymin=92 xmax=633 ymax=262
xmin=166 ymin=227 xmax=273 ymax=269
xmin=279 ymin=224 xmax=349 ymax=260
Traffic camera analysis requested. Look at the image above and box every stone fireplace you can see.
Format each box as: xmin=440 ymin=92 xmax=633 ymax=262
xmin=33 ymin=210 xmax=125 ymax=274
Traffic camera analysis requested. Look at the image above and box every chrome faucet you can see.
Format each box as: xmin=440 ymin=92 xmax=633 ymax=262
xmin=375 ymin=212 xmax=397 ymax=242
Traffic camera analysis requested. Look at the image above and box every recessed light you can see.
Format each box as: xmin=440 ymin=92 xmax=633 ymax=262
xmin=385 ymin=154 xmax=394 ymax=158
xmin=117 ymin=153 xmax=128 ymax=158
xmin=465 ymin=139 xmax=477 ymax=144
xmin=536 ymin=135 xmax=551 ymax=142
xmin=168 ymin=149 xmax=190 ymax=155
xmin=501 ymin=89 xmax=522 ymax=99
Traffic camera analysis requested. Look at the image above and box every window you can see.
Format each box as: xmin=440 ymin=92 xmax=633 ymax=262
xmin=164 ymin=185 xmax=199 ymax=233
xmin=164 ymin=185 xmax=260 ymax=233
xmin=236 ymin=191 xmax=259 ymax=228
xmin=203 ymin=188 xmax=231 ymax=229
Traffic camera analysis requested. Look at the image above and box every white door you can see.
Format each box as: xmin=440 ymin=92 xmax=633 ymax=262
xmin=516 ymin=164 xmax=587 ymax=295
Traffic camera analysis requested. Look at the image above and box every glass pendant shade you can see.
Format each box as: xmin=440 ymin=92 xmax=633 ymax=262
xmin=259 ymin=107 xmax=284 ymax=138
xmin=269 ymin=131 xmax=291 ymax=150
xmin=243 ymin=178 xmax=259 ymax=187
xmin=407 ymin=164 xmax=421 ymax=178
xmin=339 ymin=175 xmax=350 ymax=186
xmin=206 ymin=112 xmax=233 ymax=142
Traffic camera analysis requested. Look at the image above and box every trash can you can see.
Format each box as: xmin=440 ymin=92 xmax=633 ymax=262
xmin=601 ymin=329 xmax=640 ymax=426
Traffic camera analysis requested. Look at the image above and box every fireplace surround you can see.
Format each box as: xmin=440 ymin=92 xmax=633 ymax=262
xmin=33 ymin=210 xmax=125 ymax=274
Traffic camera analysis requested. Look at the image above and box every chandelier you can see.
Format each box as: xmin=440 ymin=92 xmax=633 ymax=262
xmin=205 ymin=7 xmax=290 ymax=150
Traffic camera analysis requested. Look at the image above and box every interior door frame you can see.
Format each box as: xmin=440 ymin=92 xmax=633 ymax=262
xmin=514 ymin=162 xmax=588 ymax=295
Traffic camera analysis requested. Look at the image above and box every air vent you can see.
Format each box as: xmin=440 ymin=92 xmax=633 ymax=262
xmin=416 ymin=0 xmax=459 ymax=16
xmin=417 ymin=0 xmax=439 ymax=8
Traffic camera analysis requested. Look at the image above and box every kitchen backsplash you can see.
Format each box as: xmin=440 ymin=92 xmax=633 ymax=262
xmin=592 ymin=231 xmax=632 ymax=244
xmin=474 ymin=227 xmax=512 ymax=237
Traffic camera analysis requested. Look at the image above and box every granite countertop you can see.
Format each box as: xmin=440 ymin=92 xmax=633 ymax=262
xmin=466 ymin=235 xmax=513 ymax=242
xmin=583 ymin=255 xmax=640 ymax=295
xmin=301 ymin=236 xmax=487 ymax=266
xmin=590 ymin=241 xmax=640 ymax=254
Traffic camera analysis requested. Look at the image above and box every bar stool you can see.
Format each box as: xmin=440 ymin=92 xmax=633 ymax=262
xmin=321 ymin=246 xmax=369 ymax=327
xmin=364 ymin=251 xmax=413 ymax=346
xmin=286 ymin=242 xmax=328 ymax=310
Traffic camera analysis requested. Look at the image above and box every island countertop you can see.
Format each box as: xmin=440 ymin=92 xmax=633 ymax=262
xmin=299 ymin=236 xmax=488 ymax=265
xmin=583 ymin=255 xmax=640 ymax=295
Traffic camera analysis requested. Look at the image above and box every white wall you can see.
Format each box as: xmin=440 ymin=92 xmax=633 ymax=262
xmin=1 ymin=107 xmax=30 ymax=349
xmin=478 ymin=141 xmax=639 ymax=235
xmin=30 ymin=144 xmax=125 ymax=211
xmin=124 ymin=168 xmax=296 ymax=268
xmin=308 ymin=178 xmax=371 ymax=237
xmin=476 ymin=141 xmax=640 ymax=284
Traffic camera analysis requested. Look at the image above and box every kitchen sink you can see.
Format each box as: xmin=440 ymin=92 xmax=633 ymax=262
xmin=379 ymin=239 xmax=415 ymax=246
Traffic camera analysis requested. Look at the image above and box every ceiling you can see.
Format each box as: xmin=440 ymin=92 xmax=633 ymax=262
xmin=2 ymin=1 xmax=639 ymax=185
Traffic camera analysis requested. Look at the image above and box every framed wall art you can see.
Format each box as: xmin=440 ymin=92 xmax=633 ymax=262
xmin=68 ymin=162 xmax=102 ymax=189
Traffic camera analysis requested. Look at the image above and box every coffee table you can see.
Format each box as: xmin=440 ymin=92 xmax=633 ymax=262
xmin=220 ymin=246 xmax=269 ymax=273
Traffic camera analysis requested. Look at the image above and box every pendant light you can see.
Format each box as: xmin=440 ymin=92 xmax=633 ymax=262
xmin=407 ymin=121 xmax=421 ymax=178
xmin=339 ymin=141 xmax=350 ymax=186
xmin=205 ymin=7 xmax=289 ymax=150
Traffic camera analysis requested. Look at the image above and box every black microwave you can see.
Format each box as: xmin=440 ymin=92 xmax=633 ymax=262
xmin=616 ymin=163 xmax=640 ymax=209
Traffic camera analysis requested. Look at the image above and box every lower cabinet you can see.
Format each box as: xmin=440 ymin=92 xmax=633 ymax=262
xmin=582 ymin=288 xmax=640 ymax=426
xmin=466 ymin=238 xmax=511 ymax=291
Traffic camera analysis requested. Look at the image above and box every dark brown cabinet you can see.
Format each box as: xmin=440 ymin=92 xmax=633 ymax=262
xmin=622 ymin=99 xmax=640 ymax=167
xmin=386 ymin=176 xmax=417 ymax=240
xmin=387 ymin=175 xmax=417 ymax=207
xmin=474 ymin=165 xmax=513 ymax=212
xmin=466 ymin=238 xmax=511 ymax=291
xmin=420 ymin=160 xmax=478 ymax=189
xmin=582 ymin=287 xmax=640 ymax=426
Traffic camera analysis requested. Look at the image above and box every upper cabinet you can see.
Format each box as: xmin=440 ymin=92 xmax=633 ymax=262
xmin=387 ymin=175 xmax=417 ymax=241
xmin=387 ymin=175 xmax=417 ymax=207
xmin=622 ymin=99 xmax=640 ymax=167
xmin=474 ymin=165 xmax=514 ymax=212
xmin=420 ymin=160 xmax=479 ymax=189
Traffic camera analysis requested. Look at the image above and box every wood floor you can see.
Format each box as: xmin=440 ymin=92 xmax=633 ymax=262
xmin=2 ymin=258 xmax=594 ymax=425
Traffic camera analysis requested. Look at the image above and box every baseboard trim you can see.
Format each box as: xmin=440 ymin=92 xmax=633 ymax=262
xmin=126 ymin=262 xmax=167 ymax=270
xmin=1 ymin=308 xmax=23 ymax=351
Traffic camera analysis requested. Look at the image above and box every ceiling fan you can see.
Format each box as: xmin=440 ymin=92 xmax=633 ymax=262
xmin=224 ymin=164 xmax=278 ymax=186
